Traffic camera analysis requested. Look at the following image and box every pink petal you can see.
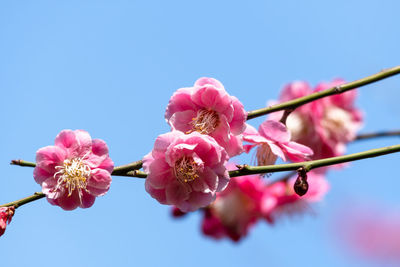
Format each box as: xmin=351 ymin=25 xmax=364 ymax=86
xmin=142 ymin=152 xmax=154 ymax=172
xmin=87 ymin=168 xmax=112 ymax=196
xmin=145 ymin=182 xmax=168 ymax=204
xmin=279 ymin=81 xmax=312 ymax=102
xmin=147 ymin=158 xmax=174 ymax=189
xmin=33 ymin=167 xmax=53 ymax=185
xmin=223 ymin=134 xmax=244 ymax=158
xmin=268 ymin=143 xmax=286 ymax=161
xmin=168 ymin=110 xmax=197 ymax=133
xmin=54 ymin=130 xmax=77 ymax=152
xmin=186 ymin=192 xmax=215 ymax=211
xmin=91 ymin=139 xmax=109 ymax=157
xmin=152 ymin=131 xmax=184 ymax=160
xmin=78 ymin=192 xmax=96 ymax=209
xmin=52 ymin=192 xmax=80 ymax=211
xmin=54 ymin=129 xmax=92 ymax=158
xmin=200 ymin=167 xmax=218 ymax=192
xmin=73 ymin=130 xmax=92 ymax=157
xmin=194 ymin=77 xmax=224 ymax=89
xmin=243 ymin=124 xmax=268 ymax=144
xmin=35 ymin=145 xmax=67 ymax=173
xmin=96 ymin=157 xmax=114 ymax=174
xmin=229 ymin=96 xmax=247 ymax=135
xmin=165 ymin=87 xmax=197 ymax=120
xmin=166 ymin=181 xmax=190 ymax=205
xmin=259 ymin=120 xmax=291 ymax=143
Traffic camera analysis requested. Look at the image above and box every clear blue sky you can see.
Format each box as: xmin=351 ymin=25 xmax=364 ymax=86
xmin=1 ymin=1 xmax=399 ymax=266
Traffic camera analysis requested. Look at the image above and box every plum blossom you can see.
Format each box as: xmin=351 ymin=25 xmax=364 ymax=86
xmin=270 ymin=79 xmax=362 ymax=160
xmin=334 ymin=205 xmax=400 ymax=263
xmin=243 ymin=120 xmax=313 ymax=166
xmin=34 ymin=130 xmax=114 ymax=210
xmin=201 ymin=169 xmax=267 ymax=242
xmin=0 ymin=206 xmax=15 ymax=237
xmin=143 ymin=131 xmax=229 ymax=212
xmin=262 ymin=171 xmax=329 ymax=223
xmin=165 ymin=77 xmax=247 ymax=157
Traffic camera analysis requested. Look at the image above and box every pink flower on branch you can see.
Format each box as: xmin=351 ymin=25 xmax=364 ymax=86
xmin=165 ymin=77 xmax=247 ymax=157
xmin=201 ymin=171 xmax=267 ymax=242
xmin=0 ymin=206 xmax=15 ymax=237
xmin=270 ymin=79 xmax=362 ymax=160
xmin=243 ymin=120 xmax=313 ymax=166
xmin=143 ymin=131 xmax=229 ymax=212
xmin=34 ymin=130 xmax=114 ymax=210
xmin=262 ymin=171 xmax=329 ymax=223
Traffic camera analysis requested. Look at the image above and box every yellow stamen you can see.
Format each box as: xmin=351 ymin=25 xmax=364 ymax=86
xmin=174 ymin=157 xmax=200 ymax=183
xmin=189 ymin=109 xmax=220 ymax=134
xmin=54 ymin=156 xmax=91 ymax=201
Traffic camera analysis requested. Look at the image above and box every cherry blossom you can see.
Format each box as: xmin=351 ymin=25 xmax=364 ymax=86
xmin=34 ymin=130 xmax=114 ymax=210
xmin=0 ymin=206 xmax=15 ymax=237
xmin=270 ymin=79 xmax=362 ymax=160
xmin=165 ymin=77 xmax=247 ymax=157
xmin=201 ymin=171 xmax=267 ymax=242
xmin=243 ymin=120 xmax=313 ymax=166
xmin=263 ymin=171 xmax=329 ymax=223
xmin=143 ymin=131 xmax=229 ymax=212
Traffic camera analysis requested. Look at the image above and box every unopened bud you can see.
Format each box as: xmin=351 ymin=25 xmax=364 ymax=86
xmin=294 ymin=176 xmax=309 ymax=196
xmin=294 ymin=167 xmax=308 ymax=196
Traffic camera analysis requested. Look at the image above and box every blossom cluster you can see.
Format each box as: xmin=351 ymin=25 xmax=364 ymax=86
xmin=269 ymin=79 xmax=362 ymax=160
xmin=163 ymin=78 xmax=361 ymax=241
xmin=3 ymin=76 xmax=360 ymax=241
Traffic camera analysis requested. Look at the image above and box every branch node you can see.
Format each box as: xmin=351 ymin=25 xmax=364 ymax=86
xmin=235 ymin=164 xmax=248 ymax=170
xmin=10 ymin=159 xmax=21 ymax=165
xmin=334 ymin=85 xmax=342 ymax=93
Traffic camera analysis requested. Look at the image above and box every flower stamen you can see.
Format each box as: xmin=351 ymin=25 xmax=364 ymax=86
xmin=256 ymin=144 xmax=278 ymax=166
xmin=54 ymin=156 xmax=91 ymax=202
xmin=174 ymin=157 xmax=200 ymax=183
xmin=189 ymin=109 xmax=220 ymax=134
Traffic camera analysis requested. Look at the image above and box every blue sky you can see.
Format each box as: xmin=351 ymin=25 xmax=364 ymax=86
xmin=1 ymin=1 xmax=399 ymax=266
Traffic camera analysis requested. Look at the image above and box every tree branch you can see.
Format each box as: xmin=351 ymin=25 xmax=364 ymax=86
xmin=247 ymin=66 xmax=400 ymax=120
xmin=230 ymin=144 xmax=400 ymax=177
xmin=355 ymin=130 xmax=400 ymax=141
xmin=0 ymin=192 xmax=45 ymax=208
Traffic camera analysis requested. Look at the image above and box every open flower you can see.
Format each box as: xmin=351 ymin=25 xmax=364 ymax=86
xmin=201 ymin=168 xmax=267 ymax=242
xmin=262 ymin=171 xmax=329 ymax=223
xmin=270 ymin=79 xmax=362 ymax=160
xmin=33 ymin=130 xmax=114 ymax=210
xmin=0 ymin=206 xmax=15 ymax=237
xmin=243 ymin=120 xmax=313 ymax=166
xmin=143 ymin=131 xmax=229 ymax=212
xmin=165 ymin=77 xmax=247 ymax=157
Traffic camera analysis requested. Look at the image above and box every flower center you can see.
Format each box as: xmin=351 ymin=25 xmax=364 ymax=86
xmin=321 ymin=107 xmax=354 ymax=141
xmin=54 ymin=157 xmax=91 ymax=198
xmin=212 ymin=189 xmax=255 ymax=232
xmin=174 ymin=156 xmax=200 ymax=183
xmin=256 ymin=143 xmax=278 ymax=166
xmin=286 ymin=112 xmax=310 ymax=141
xmin=190 ymin=109 xmax=220 ymax=134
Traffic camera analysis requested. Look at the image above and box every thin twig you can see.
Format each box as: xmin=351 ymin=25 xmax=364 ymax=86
xmin=247 ymin=66 xmax=400 ymax=120
xmin=355 ymin=130 xmax=400 ymax=141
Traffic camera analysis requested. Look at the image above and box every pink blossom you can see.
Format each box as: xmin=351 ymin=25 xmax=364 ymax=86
xmin=34 ymin=130 xmax=114 ymax=210
xmin=243 ymin=120 xmax=313 ymax=166
xmin=0 ymin=206 xmax=15 ymax=237
xmin=262 ymin=171 xmax=329 ymax=223
xmin=334 ymin=205 xmax=400 ymax=263
xmin=201 ymin=168 xmax=267 ymax=242
xmin=165 ymin=77 xmax=247 ymax=157
xmin=270 ymin=79 xmax=362 ymax=160
xmin=143 ymin=131 xmax=229 ymax=212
